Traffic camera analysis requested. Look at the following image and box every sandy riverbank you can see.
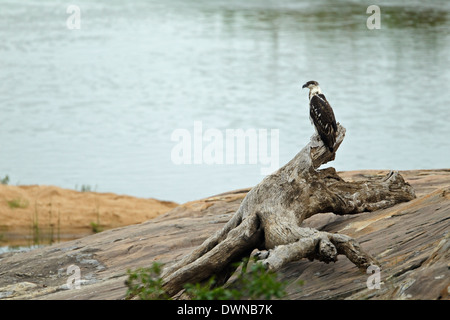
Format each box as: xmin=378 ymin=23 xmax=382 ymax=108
xmin=0 ymin=184 xmax=178 ymax=246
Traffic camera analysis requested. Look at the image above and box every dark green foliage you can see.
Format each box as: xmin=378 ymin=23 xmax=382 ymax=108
xmin=1 ymin=175 xmax=9 ymax=185
xmin=184 ymin=277 xmax=241 ymax=300
xmin=126 ymin=262 xmax=169 ymax=300
xmin=126 ymin=258 xmax=294 ymax=300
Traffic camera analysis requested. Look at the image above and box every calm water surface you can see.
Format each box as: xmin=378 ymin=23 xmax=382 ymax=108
xmin=0 ymin=0 xmax=449 ymax=203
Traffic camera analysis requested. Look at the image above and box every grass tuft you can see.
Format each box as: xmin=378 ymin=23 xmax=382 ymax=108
xmin=7 ymin=198 xmax=29 ymax=209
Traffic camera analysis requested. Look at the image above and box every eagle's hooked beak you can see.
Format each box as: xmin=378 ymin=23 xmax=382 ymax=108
xmin=302 ymin=83 xmax=308 ymax=89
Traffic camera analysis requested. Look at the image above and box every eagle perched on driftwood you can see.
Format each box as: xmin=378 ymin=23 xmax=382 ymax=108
xmin=302 ymin=80 xmax=338 ymax=152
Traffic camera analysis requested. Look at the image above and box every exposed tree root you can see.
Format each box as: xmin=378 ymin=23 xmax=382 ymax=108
xmin=160 ymin=123 xmax=416 ymax=298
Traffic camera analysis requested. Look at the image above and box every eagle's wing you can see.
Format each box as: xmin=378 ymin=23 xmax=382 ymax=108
xmin=310 ymin=94 xmax=337 ymax=151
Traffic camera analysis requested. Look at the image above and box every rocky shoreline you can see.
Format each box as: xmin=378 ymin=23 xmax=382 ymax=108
xmin=0 ymin=169 xmax=449 ymax=300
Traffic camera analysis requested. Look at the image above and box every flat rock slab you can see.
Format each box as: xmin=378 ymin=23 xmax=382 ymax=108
xmin=0 ymin=170 xmax=449 ymax=300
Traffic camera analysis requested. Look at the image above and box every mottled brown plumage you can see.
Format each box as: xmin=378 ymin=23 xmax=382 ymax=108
xmin=302 ymin=81 xmax=337 ymax=152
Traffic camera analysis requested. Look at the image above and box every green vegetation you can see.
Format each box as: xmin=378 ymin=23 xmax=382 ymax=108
xmin=126 ymin=262 xmax=169 ymax=300
xmin=126 ymin=258 xmax=292 ymax=300
xmin=90 ymin=198 xmax=102 ymax=233
xmin=32 ymin=200 xmax=40 ymax=245
xmin=1 ymin=175 xmax=9 ymax=185
xmin=80 ymin=184 xmax=92 ymax=192
xmin=77 ymin=185 xmax=104 ymax=234
xmin=185 ymin=259 xmax=287 ymax=300
xmin=77 ymin=184 xmax=98 ymax=192
xmin=7 ymin=198 xmax=29 ymax=209
xmin=74 ymin=184 xmax=95 ymax=192
xmin=46 ymin=200 xmax=61 ymax=245
xmin=90 ymin=221 xmax=103 ymax=233
xmin=28 ymin=199 xmax=61 ymax=246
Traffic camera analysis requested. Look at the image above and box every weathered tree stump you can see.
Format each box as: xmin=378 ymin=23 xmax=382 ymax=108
xmin=160 ymin=123 xmax=416 ymax=298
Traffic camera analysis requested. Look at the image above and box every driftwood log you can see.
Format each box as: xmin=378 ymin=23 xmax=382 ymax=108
xmin=160 ymin=123 xmax=416 ymax=298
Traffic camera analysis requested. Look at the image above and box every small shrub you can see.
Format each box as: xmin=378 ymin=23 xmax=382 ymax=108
xmin=80 ymin=185 xmax=92 ymax=192
xmin=184 ymin=277 xmax=241 ymax=300
xmin=236 ymin=260 xmax=288 ymax=300
xmin=126 ymin=262 xmax=169 ymax=300
xmin=90 ymin=222 xmax=103 ymax=233
xmin=1 ymin=175 xmax=9 ymax=185
xmin=7 ymin=198 xmax=29 ymax=209
xmin=184 ymin=259 xmax=287 ymax=300
xmin=126 ymin=258 xmax=291 ymax=300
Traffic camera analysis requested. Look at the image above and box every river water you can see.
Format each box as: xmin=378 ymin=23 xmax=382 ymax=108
xmin=0 ymin=0 xmax=449 ymax=203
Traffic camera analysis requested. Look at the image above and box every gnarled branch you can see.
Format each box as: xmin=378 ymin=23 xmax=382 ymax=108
xmin=160 ymin=123 xmax=416 ymax=298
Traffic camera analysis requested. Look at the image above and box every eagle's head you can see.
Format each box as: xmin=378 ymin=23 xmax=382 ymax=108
xmin=302 ymin=80 xmax=319 ymax=90
xmin=302 ymin=80 xmax=322 ymax=98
